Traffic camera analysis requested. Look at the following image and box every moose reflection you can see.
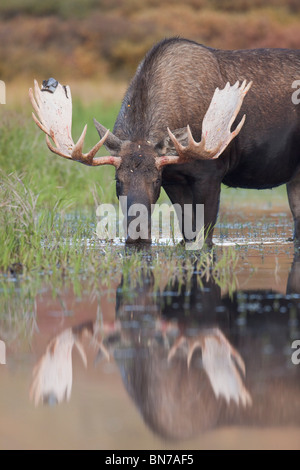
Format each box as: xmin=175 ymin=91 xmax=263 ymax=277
xmin=30 ymin=254 xmax=300 ymax=440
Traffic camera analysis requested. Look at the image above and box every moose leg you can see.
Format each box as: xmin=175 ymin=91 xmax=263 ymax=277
xmin=287 ymin=171 xmax=300 ymax=245
xmin=163 ymin=182 xmax=194 ymax=243
xmin=163 ymin=180 xmax=221 ymax=247
xmin=192 ymin=180 xmax=221 ymax=247
xmin=286 ymin=253 xmax=300 ymax=294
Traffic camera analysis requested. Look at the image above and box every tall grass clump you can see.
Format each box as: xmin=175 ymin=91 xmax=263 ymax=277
xmin=0 ymin=172 xmax=63 ymax=270
xmin=0 ymin=171 xmax=105 ymax=273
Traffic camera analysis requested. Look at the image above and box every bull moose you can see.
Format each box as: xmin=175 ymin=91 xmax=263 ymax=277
xmin=30 ymin=37 xmax=300 ymax=246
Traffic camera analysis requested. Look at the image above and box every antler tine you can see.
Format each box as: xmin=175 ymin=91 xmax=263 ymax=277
xmin=29 ymin=79 xmax=121 ymax=168
xmin=45 ymin=134 xmax=72 ymax=159
xmin=29 ymin=87 xmax=41 ymax=121
xmin=157 ymin=80 xmax=252 ymax=168
xmin=72 ymin=124 xmax=88 ymax=158
xmin=29 ymin=85 xmax=53 ymax=139
xmin=186 ymin=124 xmax=194 ymax=146
xmin=72 ymin=124 xmax=110 ymax=159
xmin=226 ymin=80 xmax=252 ymax=143
xmin=31 ymin=110 xmax=50 ymax=137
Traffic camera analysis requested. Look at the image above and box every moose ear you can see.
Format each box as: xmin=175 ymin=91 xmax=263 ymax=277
xmin=155 ymin=127 xmax=189 ymax=155
xmin=93 ymin=119 xmax=123 ymax=155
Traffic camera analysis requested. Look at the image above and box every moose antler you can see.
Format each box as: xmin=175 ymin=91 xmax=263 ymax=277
xmin=29 ymin=79 xmax=121 ymax=167
xmin=156 ymin=80 xmax=252 ymax=168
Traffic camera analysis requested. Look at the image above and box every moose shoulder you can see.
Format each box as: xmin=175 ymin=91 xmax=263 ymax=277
xmin=29 ymin=37 xmax=300 ymax=246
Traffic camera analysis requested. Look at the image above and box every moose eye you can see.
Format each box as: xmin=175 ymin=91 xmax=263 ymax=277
xmin=116 ymin=179 xmax=122 ymax=190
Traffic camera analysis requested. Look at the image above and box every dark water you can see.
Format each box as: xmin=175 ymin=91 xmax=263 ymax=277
xmin=1 ymin=210 xmax=300 ymax=449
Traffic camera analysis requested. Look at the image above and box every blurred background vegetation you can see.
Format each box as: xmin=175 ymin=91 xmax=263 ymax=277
xmin=1 ymin=0 xmax=300 ymax=82
xmin=0 ymin=0 xmax=296 ymax=210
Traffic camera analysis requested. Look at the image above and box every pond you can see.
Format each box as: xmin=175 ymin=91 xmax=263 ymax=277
xmin=0 ymin=207 xmax=300 ymax=450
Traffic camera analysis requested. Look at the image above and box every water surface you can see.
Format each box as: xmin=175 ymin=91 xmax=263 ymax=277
xmin=1 ymin=208 xmax=300 ymax=450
